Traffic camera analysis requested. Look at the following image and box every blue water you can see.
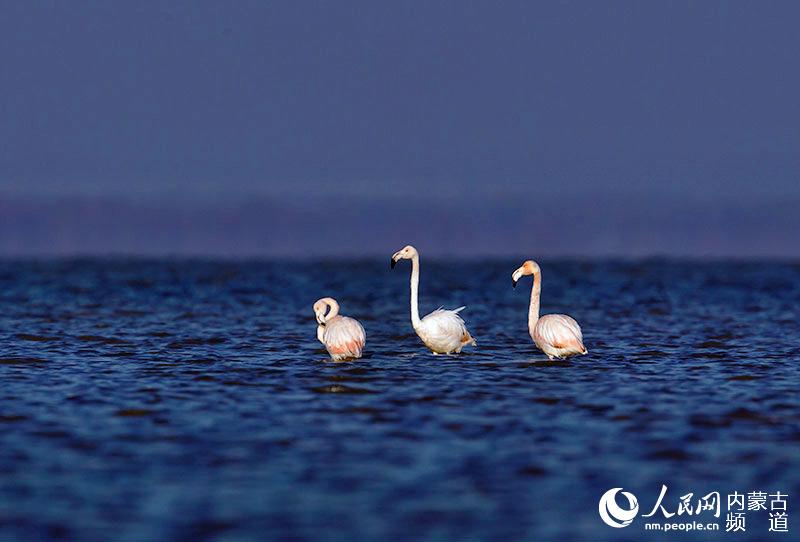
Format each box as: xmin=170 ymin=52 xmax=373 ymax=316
xmin=1 ymin=259 xmax=798 ymax=541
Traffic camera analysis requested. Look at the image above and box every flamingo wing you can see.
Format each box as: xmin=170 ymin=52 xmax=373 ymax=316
xmin=535 ymin=314 xmax=585 ymax=350
xmin=323 ymin=316 xmax=366 ymax=360
xmin=418 ymin=307 xmax=475 ymax=353
xmin=422 ymin=308 xmax=467 ymax=337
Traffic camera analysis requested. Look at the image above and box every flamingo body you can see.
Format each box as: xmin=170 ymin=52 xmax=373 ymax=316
xmin=318 ymin=315 xmax=366 ymax=361
xmin=416 ymin=307 xmax=476 ymax=355
xmin=313 ymin=298 xmax=366 ymax=361
xmin=532 ymin=314 xmax=586 ymax=359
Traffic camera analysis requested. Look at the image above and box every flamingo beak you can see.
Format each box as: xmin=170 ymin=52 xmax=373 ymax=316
xmin=512 ymin=278 xmax=517 ymax=288
xmin=390 ymin=257 xmax=397 ymax=269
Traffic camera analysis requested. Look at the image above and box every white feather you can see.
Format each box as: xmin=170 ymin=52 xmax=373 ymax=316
xmin=416 ymin=307 xmax=475 ymax=355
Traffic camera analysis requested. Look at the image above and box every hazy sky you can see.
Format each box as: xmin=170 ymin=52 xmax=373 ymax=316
xmin=1 ymin=2 xmax=798 ymax=256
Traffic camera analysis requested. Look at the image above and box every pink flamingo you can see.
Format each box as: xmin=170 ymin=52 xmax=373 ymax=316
xmin=511 ymin=260 xmax=587 ymax=360
xmin=313 ymin=297 xmax=366 ymax=361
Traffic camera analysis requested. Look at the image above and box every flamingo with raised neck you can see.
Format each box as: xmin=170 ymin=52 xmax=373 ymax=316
xmin=511 ymin=260 xmax=587 ymax=360
xmin=390 ymin=245 xmax=476 ymax=354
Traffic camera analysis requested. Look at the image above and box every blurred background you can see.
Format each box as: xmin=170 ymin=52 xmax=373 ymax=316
xmin=1 ymin=1 xmax=798 ymax=258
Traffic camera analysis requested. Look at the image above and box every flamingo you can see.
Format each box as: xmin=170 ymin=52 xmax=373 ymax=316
xmin=511 ymin=260 xmax=587 ymax=360
xmin=313 ymin=297 xmax=366 ymax=361
xmin=390 ymin=245 xmax=476 ymax=354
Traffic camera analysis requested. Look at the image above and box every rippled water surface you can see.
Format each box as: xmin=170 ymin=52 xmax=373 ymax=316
xmin=1 ymin=259 xmax=798 ymax=541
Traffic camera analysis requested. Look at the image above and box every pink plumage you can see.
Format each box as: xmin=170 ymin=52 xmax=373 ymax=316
xmin=313 ymin=297 xmax=366 ymax=361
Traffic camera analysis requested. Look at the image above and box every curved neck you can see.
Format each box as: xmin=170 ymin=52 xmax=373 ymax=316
xmin=409 ymin=254 xmax=422 ymax=329
xmin=528 ymin=272 xmax=541 ymax=339
xmin=324 ymin=299 xmax=339 ymax=321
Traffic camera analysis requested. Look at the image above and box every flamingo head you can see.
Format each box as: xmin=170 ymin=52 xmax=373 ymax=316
xmin=390 ymin=245 xmax=418 ymax=269
xmin=313 ymin=297 xmax=338 ymax=325
xmin=511 ymin=260 xmax=541 ymax=288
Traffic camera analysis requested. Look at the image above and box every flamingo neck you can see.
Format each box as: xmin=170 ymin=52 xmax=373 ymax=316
xmin=324 ymin=299 xmax=339 ymax=322
xmin=528 ymin=272 xmax=541 ymax=340
xmin=317 ymin=325 xmax=325 ymax=344
xmin=410 ymin=253 xmax=422 ymax=329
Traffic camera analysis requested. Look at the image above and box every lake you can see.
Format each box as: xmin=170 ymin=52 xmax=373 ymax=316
xmin=1 ymin=259 xmax=798 ymax=541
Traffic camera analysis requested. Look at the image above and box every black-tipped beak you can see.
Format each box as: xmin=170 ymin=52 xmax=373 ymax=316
xmin=390 ymin=258 xmax=396 ymax=269
xmin=512 ymin=278 xmax=517 ymax=288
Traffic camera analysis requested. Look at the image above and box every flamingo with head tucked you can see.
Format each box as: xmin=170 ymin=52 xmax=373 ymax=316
xmin=313 ymin=297 xmax=366 ymax=361
xmin=391 ymin=245 xmax=476 ymax=354
xmin=511 ymin=260 xmax=587 ymax=360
